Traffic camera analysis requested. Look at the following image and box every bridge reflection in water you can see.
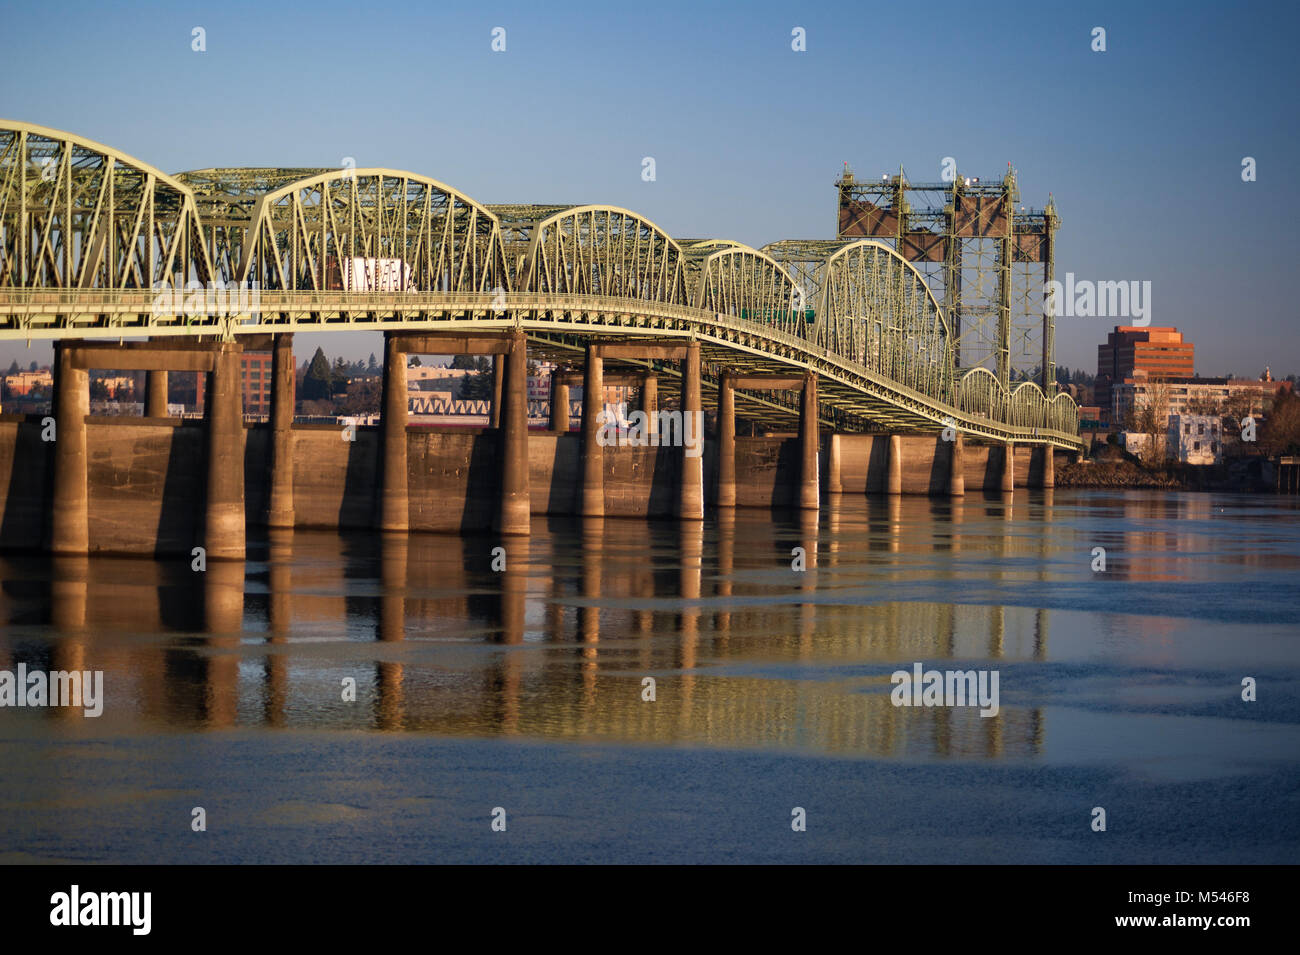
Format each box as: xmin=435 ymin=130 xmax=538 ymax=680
xmin=0 ymin=495 xmax=1073 ymax=759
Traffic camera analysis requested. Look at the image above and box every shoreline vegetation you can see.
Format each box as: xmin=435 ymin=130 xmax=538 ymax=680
xmin=1059 ymin=444 xmax=1283 ymax=492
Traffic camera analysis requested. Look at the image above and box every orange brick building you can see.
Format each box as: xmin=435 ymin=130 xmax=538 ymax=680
xmin=1096 ymin=326 xmax=1194 ymax=421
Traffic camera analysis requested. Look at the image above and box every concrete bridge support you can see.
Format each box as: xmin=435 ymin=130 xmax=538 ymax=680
xmin=266 ymin=333 xmax=295 ymax=528
xmin=497 ymin=331 xmax=530 ymax=535
xmin=827 ymin=433 xmax=843 ymax=497
xmin=491 ymin=356 xmax=504 ymax=429
xmin=716 ymin=371 xmax=736 ymax=508
xmin=204 ymin=342 xmax=246 ymax=561
xmin=549 ymin=374 xmax=570 ymax=432
xmin=948 ymin=433 xmax=965 ymax=497
xmin=678 ymin=340 xmax=703 ymax=521
xmin=50 ymin=342 xmax=89 ymax=555
xmin=1040 ymin=445 xmax=1056 ymax=489
xmin=380 ymin=332 xmax=409 ymax=533
xmin=1000 ymin=442 xmax=1015 ymax=493
xmin=799 ymin=372 xmax=819 ymax=510
xmin=887 ymin=434 xmax=903 ymax=495
xmin=640 ymin=374 xmax=658 ymax=441
xmin=581 ymin=344 xmax=605 ymax=517
xmin=144 ymin=369 xmax=168 ymax=417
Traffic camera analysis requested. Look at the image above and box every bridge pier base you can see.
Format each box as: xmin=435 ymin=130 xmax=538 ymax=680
xmin=204 ymin=342 xmax=245 ymax=561
xmin=678 ymin=341 xmax=703 ymax=520
xmin=948 ymin=433 xmax=965 ymax=497
xmin=799 ymin=372 xmax=819 ymax=510
xmin=497 ymin=331 xmax=530 ymax=535
xmin=1039 ymin=445 xmax=1055 ymax=489
xmin=717 ymin=371 xmax=735 ymax=507
xmin=145 ymin=369 xmax=168 ymax=417
xmin=266 ymin=333 xmax=295 ymax=528
xmin=886 ymin=434 xmax=903 ymax=495
xmin=827 ymin=433 xmax=842 ymax=496
xmin=50 ymin=342 xmax=89 ymax=555
xmin=549 ymin=375 xmax=570 ymax=432
xmin=380 ymin=331 xmax=409 ymax=533
xmin=641 ymin=374 xmax=658 ymax=441
xmin=1001 ymin=441 xmax=1015 ymax=493
xmin=491 ymin=356 xmax=504 ymax=429
xmin=581 ymin=345 xmax=605 ymax=517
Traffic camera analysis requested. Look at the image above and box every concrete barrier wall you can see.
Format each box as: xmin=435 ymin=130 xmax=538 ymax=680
xmin=0 ymin=416 xmax=1058 ymax=555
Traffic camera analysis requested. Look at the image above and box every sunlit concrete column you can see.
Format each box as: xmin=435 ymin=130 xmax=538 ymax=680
xmin=266 ymin=332 xmax=295 ymax=528
xmin=498 ymin=331 xmax=531 ymax=535
xmin=640 ymin=374 xmax=658 ymax=441
xmin=827 ymin=433 xmax=843 ymax=496
xmin=1000 ymin=441 xmax=1015 ymax=493
xmin=491 ymin=355 xmax=504 ymax=429
xmin=1041 ymin=445 xmax=1056 ymax=489
xmin=716 ymin=370 xmax=736 ymax=508
xmin=798 ymin=372 xmax=819 ymax=510
xmin=678 ymin=340 xmax=703 ymax=520
xmin=145 ymin=370 xmax=168 ymax=417
xmin=205 ymin=342 xmax=245 ymax=561
xmin=580 ymin=344 xmax=605 ymax=517
xmin=380 ymin=332 xmax=409 ymax=533
xmin=886 ymin=433 xmax=902 ymax=496
xmin=51 ymin=341 xmax=89 ymax=555
xmin=549 ymin=374 xmax=570 ymax=432
xmin=948 ymin=432 xmax=965 ymax=498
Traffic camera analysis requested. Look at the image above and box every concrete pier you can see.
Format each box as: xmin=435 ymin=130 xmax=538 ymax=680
xmin=204 ymin=342 xmax=245 ymax=561
xmin=1000 ymin=442 xmax=1015 ymax=493
xmin=549 ymin=374 xmax=570 ymax=432
xmin=678 ymin=340 xmax=703 ymax=520
xmin=641 ymin=375 xmax=658 ymax=440
xmin=827 ymin=433 xmax=843 ymax=496
xmin=497 ymin=331 xmax=530 ymax=535
xmin=491 ymin=356 xmax=504 ymax=429
xmin=581 ymin=344 xmax=604 ymax=517
xmin=716 ymin=370 xmax=736 ymax=508
xmin=380 ymin=332 xmax=409 ymax=533
xmin=50 ymin=342 xmax=89 ymax=554
xmin=266 ymin=333 xmax=295 ymax=528
xmin=799 ymin=372 xmax=819 ymax=510
xmin=948 ymin=432 xmax=965 ymax=497
xmin=144 ymin=370 xmax=168 ymax=418
xmin=887 ymin=433 xmax=903 ymax=495
xmin=1040 ymin=445 xmax=1055 ymax=489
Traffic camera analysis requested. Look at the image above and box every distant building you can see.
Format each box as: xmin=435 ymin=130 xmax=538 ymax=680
xmin=1113 ymin=371 xmax=1291 ymax=425
xmin=2 ymin=368 xmax=52 ymax=396
xmin=1167 ymin=414 xmax=1222 ymax=465
xmin=1096 ymin=326 xmax=1194 ymax=420
xmin=241 ymin=351 xmax=272 ymax=415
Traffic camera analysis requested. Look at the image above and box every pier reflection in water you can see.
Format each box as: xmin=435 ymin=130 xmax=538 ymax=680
xmin=1 ymin=491 xmax=1296 ymax=763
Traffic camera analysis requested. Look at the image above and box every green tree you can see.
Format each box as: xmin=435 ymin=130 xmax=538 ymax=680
xmin=6 ymin=360 xmax=18 ymax=375
xmin=303 ymin=347 xmax=333 ymax=401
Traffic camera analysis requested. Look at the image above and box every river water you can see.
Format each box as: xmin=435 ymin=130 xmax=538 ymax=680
xmin=1 ymin=489 xmax=1297 ymax=863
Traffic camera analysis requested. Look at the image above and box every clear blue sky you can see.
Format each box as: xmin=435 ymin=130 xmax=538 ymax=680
xmin=2 ymin=0 xmax=1295 ymax=377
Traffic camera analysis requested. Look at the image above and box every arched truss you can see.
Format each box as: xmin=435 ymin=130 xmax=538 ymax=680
xmin=815 ymin=240 xmax=952 ymax=401
xmin=238 ymin=169 xmax=508 ymax=293
xmin=956 ymin=367 xmax=1079 ymax=435
xmin=683 ymin=239 xmax=805 ymax=334
xmin=176 ymin=167 xmax=330 ymax=284
xmin=519 ymin=205 xmax=688 ymax=306
xmin=0 ymin=120 xmax=211 ymax=289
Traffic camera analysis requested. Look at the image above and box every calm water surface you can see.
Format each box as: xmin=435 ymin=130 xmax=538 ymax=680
xmin=1 ymin=489 xmax=1298 ymax=863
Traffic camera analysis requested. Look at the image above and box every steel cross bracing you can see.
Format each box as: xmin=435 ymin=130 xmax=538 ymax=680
xmin=0 ymin=120 xmax=1081 ymax=450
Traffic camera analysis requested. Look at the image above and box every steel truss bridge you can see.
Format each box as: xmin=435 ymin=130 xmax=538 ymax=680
xmin=0 ymin=121 xmax=1080 ymax=448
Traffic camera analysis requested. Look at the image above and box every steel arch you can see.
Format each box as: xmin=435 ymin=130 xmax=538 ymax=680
xmin=683 ymin=239 xmax=804 ymax=334
xmin=519 ymin=205 xmax=688 ymax=306
xmin=239 ymin=169 xmax=508 ymax=293
xmin=816 ymin=240 xmax=952 ymax=402
xmin=0 ymin=119 xmax=212 ymax=290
